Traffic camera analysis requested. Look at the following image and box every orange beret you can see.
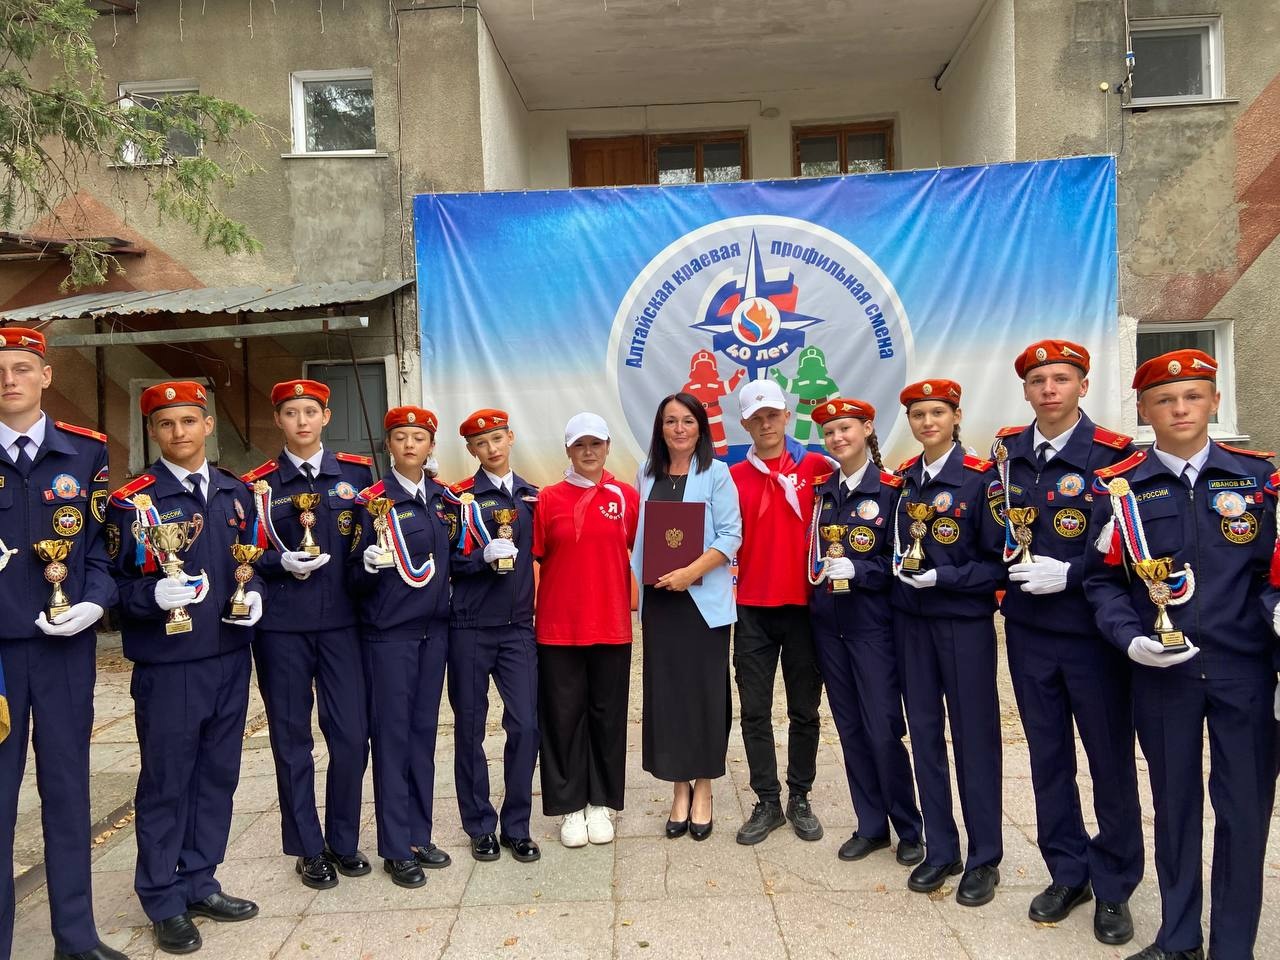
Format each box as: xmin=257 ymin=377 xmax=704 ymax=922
xmin=459 ymin=408 xmax=510 ymax=438
xmin=0 ymin=327 xmax=46 ymax=356
xmin=272 ymin=379 xmax=329 ymax=408
xmin=1014 ymin=339 xmax=1090 ymax=378
xmin=812 ymin=397 xmax=876 ymax=427
xmin=1132 ymin=349 xmax=1217 ymax=393
xmin=141 ymin=381 xmax=207 ymax=417
xmin=384 ymin=406 xmax=438 ymax=434
xmin=900 ymin=379 xmax=962 ymax=408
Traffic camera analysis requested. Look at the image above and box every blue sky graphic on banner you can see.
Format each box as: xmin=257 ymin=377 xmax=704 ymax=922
xmin=415 ymin=156 xmax=1117 ymax=486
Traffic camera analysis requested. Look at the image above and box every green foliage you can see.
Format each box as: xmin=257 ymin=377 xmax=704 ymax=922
xmin=0 ymin=0 xmax=267 ymax=289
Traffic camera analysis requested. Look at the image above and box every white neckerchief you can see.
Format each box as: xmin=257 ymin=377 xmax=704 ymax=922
xmin=1031 ymin=415 xmax=1080 ymax=465
xmin=921 ymin=443 xmax=955 ymax=483
xmin=1152 ymin=440 xmax=1212 ymax=487
xmin=563 ymin=467 xmax=626 ymax=540
xmin=841 ymin=459 xmax=870 ymax=494
xmin=0 ymin=412 xmax=47 ymax=460
xmin=284 ymin=445 xmax=325 ymax=475
xmin=745 ymin=445 xmax=802 ymax=519
xmin=484 ymin=468 xmax=514 ymax=496
xmin=393 ymin=467 xmax=427 ymax=503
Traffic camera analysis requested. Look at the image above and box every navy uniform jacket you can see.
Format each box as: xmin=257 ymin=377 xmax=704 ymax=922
xmin=990 ymin=413 xmax=1135 ymax=632
xmin=890 ymin=443 xmax=1006 ymax=619
xmin=447 ymin=470 xmax=538 ymax=629
xmin=108 ymin=463 xmax=264 ymax=665
xmin=1083 ymin=442 xmax=1278 ymax=679
xmin=0 ymin=420 xmax=117 ymax=635
xmin=241 ymin=450 xmax=373 ymax=633
xmin=809 ymin=466 xmax=901 ymax=635
xmin=347 ymin=475 xmax=454 ymax=642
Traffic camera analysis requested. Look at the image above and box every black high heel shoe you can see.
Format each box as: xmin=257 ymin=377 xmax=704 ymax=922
xmin=689 ymin=786 xmax=713 ymax=841
xmin=665 ymin=781 xmax=692 ymax=839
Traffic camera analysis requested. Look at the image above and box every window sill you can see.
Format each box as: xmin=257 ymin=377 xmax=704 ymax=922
xmin=281 ymin=151 xmax=387 ymax=159
xmin=1123 ymin=97 xmax=1239 ymax=110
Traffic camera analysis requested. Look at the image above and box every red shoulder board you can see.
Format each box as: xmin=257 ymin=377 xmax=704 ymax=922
xmin=110 ymin=473 xmax=155 ymax=506
xmin=963 ymin=454 xmax=994 ymax=473
xmin=1267 ymin=470 xmax=1280 ymax=496
xmin=1092 ymin=426 xmax=1133 ymax=450
xmin=1093 ymin=450 xmax=1146 ymax=479
xmin=896 ymin=455 xmax=920 ymax=474
xmin=879 ymin=470 xmax=904 ymax=489
xmin=54 ymin=420 xmax=107 ymax=443
xmin=240 ymin=460 xmax=278 ymax=484
xmin=1218 ymin=442 xmax=1277 ymax=460
xmin=355 ymin=480 xmax=386 ymax=505
xmin=430 ymin=477 xmax=452 ymax=491
xmin=335 ymin=451 xmax=374 ymax=466
xmin=814 ymin=470 xmax=835 ymax=486
xmin=450 ymin=476 xmax=476 ymax=494
xmin=994 ymin=425 xmax=1025 ymax=439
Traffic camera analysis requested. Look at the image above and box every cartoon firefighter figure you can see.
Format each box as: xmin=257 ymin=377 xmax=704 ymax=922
xmin=769 ymin=346 xmax=840 ymax=443
xmin=682 ymin=350 xmax=746 ymax=456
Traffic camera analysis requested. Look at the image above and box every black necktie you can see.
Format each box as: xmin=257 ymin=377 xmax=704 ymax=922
xmin=415 ymin=488 xmax=426 ymax=506
xmin=1035 ymin=441 xmax=1052 ymax=470
xmin=13 ymin=436 xmax=34 ymax=475
xmin=1180 ymin=465 xmax=1195 ymax=489
xmin=187 ymin=472 xmax=205 ymax=503
xmin=300 ymin=462 xmax=316 ymax=491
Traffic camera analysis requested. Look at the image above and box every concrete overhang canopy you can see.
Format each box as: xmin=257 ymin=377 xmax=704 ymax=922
xmin=480 ymin=0 xmax=986 ymax=109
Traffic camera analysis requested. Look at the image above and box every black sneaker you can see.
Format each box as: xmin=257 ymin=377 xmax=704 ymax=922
xmin=735 ymin=800 xmax=786 ymax=845
xmin=785 ymin=794 xmax=823 ymax=841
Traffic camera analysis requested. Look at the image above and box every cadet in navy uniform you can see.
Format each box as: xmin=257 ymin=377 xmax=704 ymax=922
xmin=108 ymin=381 xmax=264 ymax=955
xmin=1084 ymin=350 xmax=1278 ymax=960
xmin=806 ymin=398 xmax=924 ymax=868
xmin=240 ymin=379 xmax=372 ymax=890
xmin=0 ymin=328 xmax=126 ymax=960
xmin=447 ymin=409 xmax=541 ymax=864
xmin=348 ymin=406 xmax=455 ymax=889
xmin=890 ymin=379 xmax=1005 ymax=907
xmin=991 ymin=340 xmax=1143 ymax=945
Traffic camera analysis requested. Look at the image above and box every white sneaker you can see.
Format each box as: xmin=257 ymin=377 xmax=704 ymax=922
xmin=585 ymin=804 xmax=614 ymax=844
xmin=561 ymin=808 xmax=588 ymax=848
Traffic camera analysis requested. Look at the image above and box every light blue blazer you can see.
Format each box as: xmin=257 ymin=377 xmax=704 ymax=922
xmin=631 ymin=457 xmax=742 ymax=629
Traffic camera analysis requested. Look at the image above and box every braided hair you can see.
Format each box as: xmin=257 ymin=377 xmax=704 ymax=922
xmin=866 ymin=431 xmax=886 ymax=471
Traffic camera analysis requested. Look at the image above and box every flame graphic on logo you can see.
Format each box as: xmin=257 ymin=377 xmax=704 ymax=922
xmin=740 ymin=300 xmax=773 ymax=344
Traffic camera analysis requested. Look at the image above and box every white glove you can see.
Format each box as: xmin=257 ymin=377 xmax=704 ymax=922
xmin=1272 ymin=605 xmax=1280 ymax=637
xmin=1274 ymin=685 xmax=1279 ymax=722
xmin=223 ymin=591 xmax=262 ymax=627
xmin=483 ymin=539 xmax=519 ymax=563
xmin=363 ymin=543 xmax=386 ymax=574
xmin=1094 ymin=518 xmax=1115 ymax=554
xmin=823 ymin=556 xmax=855 ymax=581
xmin=155 ymin=577 xmax=198 ymax=611
xmin=35 ymin=601 xmax=105 ymax=637
xmin=280 ymin=550 xmax=330 ymax=577
xmin=1009 ymin=557 xmax=1070 ymax=595
xmin=1127 ymin=635 xmax=1199 ymax=668
xmin=897 ymin=569 xmax=938 ymax=589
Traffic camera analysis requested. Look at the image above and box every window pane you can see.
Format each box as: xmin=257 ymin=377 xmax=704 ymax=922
xmin=846 ymin=132 xmax=887 ymax=174
xmin=656 ymin=143 xmax=697 ymax=185
xmin=132 ymin=92 xmax=200 ymax=157
xmin=303 ymin=77 xmax=375 ymax=152
xmin=1135 ymin=328 xmax=1219 ymax=424
xmin=1132 ymin=29 xmax=1206 ymax=99
xmin=798 ymin=135 xmax=840 ymax=177
xmin=702 ymin=140 xmax=743 ymax=182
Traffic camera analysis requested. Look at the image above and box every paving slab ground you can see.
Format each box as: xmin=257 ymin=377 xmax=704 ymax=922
xmin=10 ymin=626 xmax=1280 ymax=960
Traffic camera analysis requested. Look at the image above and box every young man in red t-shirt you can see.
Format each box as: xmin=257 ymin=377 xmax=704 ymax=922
xmin=729 ymin=379 xmax=832 ymax=845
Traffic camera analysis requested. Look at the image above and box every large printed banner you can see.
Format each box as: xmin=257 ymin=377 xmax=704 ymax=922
xmin=415 ymin=156 xmax=1117 ymax=485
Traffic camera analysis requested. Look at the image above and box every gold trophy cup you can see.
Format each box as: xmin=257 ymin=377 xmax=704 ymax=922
xmin=1005 ymin=506 xmax=1039 ymax=564
xmin=901 ymin=503 xmax=936 ymax=572
xmin=490 ymin=508 xmax=519 ymax=574
xmin=33 ymin=539 xmax=73 ymax=620
xmin=227 ymin=543 xmax=264 ymax=620
xmin=1133 ymin=557 xmax=1189 ymax=652
xmin=291 ymin=493 xmax=322 ymax=557
xmin=819 ymin=524 xmax=851 ymax=594
xmin=365 ymin=497 xmax=397 ymax=569
xmin=132 ymin=496 xmax=206 ymax=635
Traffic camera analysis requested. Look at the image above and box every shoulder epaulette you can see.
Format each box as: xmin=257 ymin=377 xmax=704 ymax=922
xmin=430 ymin=477 xmax=452 ymax=490
xmin=896 ymin=455 xmax=920 ymax=474
xmin=879 ymin=470 xmax=904 ymax=489
xmin=963 ymin=454 xmax=994 ymax=473
xmin=356 ymin=480 xmax=385 ymax=505
xmin=110 ymin=473 xmax=155 ymax=506
xmin=54 ymin=420 xmax=107 ymax=443
xmin=335 ymin=451 xmax=374 ymax=466
xmin=1093 ymin=450 xmax=1146 ymax=479
xmin=240 ymin=460 xmax=278 ymax=484
xmin=1092 ymin=426 xmax=1133 ymax=450
xmin=1266 ymin=470 xmax=1280 ymax=496
xmin=1218 ymin=442 xmax=1276 ymax=460
xmin=814 ymin=470 xmax=835 ymax=487
xmin=450 ymin=476 xmax=476 ymax=494
xmin=995 ymin=425 xmax=1025 ymax=439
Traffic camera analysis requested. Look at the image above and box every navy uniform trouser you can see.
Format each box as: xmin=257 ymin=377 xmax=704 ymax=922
xmin=132 ymin=647 xmax=251 ymax=922
xmin=811 ymin=621 xmax=922 ymax=845
xmin=1133 ymin=669 xmax=1276 ymax=960
xmin=0 ymin=633 xmax=98 ymax=956
xmin=1005 ymin=622 xmax=1143 ymax=902
xmin=894 ymin=615 xmax=1002 ymax=870
xmin=447 ymin=624 xmax=539 ymax=839
xmin=363 ymin=623 xmax=447 ymax=861
xmin=252 ymin=627 xmax=368 ymax=857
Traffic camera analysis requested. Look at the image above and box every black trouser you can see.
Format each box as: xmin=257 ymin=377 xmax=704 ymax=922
xmin=733 ymin=604 xmax=823 ymax=804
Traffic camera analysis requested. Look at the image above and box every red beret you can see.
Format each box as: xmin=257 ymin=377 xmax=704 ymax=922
xmin=1132 ymin=349 xmax=1217 ymax=393
xmin=812 ymin=397 xmax=876 ymax=427
xmin=272 ymin=379 xmax=330 ymax=407
xmin=384 ymin=406 xmax=438 ymax=434
xmin=0 ymin=327 xmax=46 ymax=357
xmin=900 ymin=379 xmax=962 ymax=408
xmin=141 ymin=381 xmax=207 ymax=417
xmin=1014 ymin=339 xmax=1090 ymax=378
xmin=459 ymin=408 xmax=510 ymax=438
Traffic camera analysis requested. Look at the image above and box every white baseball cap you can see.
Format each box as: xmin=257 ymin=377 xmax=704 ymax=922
xmin=564 ymin=412 xmax=610 ymax=446
xmin=738 ymin=378 xmax=788 ymax=419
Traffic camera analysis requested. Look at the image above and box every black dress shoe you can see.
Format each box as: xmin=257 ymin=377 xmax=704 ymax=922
xmin=323 ymin=845 xmax=372 ymax=877
xmin=784 ymin=794 xmax=823 ymax=841
xmin=383 ymin=858 xmax=426 ymax=888
xmin=296 ymin=853 xmax=339 ymax=890
xmin=1124 ymin=946 xmax=1203 ymax=960
xmin=501 ymin=835 xmax=542 ymax=862
xmin=689 ymin=815 xmax=713 ymax=842
xmin=838 ymin=833 xmax=891 ymax=861
xmin=471 ymin=832 xmax=501 ymax=862
xmin=895 ymin=839 xmax=925 ymax=866
xmin=665 ymin=817 xmax=689 ymax=839
xmin=1029 ymin=882 xmax=1091 ymax=922
xmin=413 ymin=843 xmax=453 ymax=869
xmin=54 ymin=943 xmax=131 ymax=960
xmin=153 ymin=914 xmax=201 ymax=955
xmin=1095 ymin=899 xmax=1135 ymax=946
xmin=186 ymin=892 xmax=259 ymax=922
xmin=956 ymin=864 xmax=1000 ymax=907
xmin=907 ymin=859 xmax=963 ymax=893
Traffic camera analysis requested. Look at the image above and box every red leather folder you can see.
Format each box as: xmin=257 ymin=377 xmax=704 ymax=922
xmin=642 ymin=500 xmax=705 ymax=585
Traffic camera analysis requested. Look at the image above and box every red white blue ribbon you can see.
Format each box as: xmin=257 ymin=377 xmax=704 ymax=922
xmin=129 ymin=495 xmax=163 ymax=571
xmin=1108 ymin=482 xmax=1195 ymax=604
xmin=251 ymin=480 xmax=288 ymax=553
xmin=993 ymin=442 xmax=1021 ymax=563
xmin=440 ymin=488 xmax=490 ymax=555
xmin=385 ymin=505 xmax=435 ymax=588
xmin=806 ymin=497 xmax=826 ymax=585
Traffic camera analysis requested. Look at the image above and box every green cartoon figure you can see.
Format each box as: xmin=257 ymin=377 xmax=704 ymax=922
xmin=770 ymin=346 xmax=840 ymax=443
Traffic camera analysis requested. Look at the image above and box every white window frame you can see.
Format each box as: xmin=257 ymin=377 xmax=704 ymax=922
xmin=1130 ymin=319 xmax=1241 ymax=445
xmin=289 ymin=68 xmax=376 ymax=156
xmin=1128 ymin=16 xmax=1225 ymax=106
xmin=118 ymin=78 xmax=201 ymax=165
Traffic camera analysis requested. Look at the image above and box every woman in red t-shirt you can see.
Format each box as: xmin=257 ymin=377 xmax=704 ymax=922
xmin=533 ymin=412 xmax=639 ymax=849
